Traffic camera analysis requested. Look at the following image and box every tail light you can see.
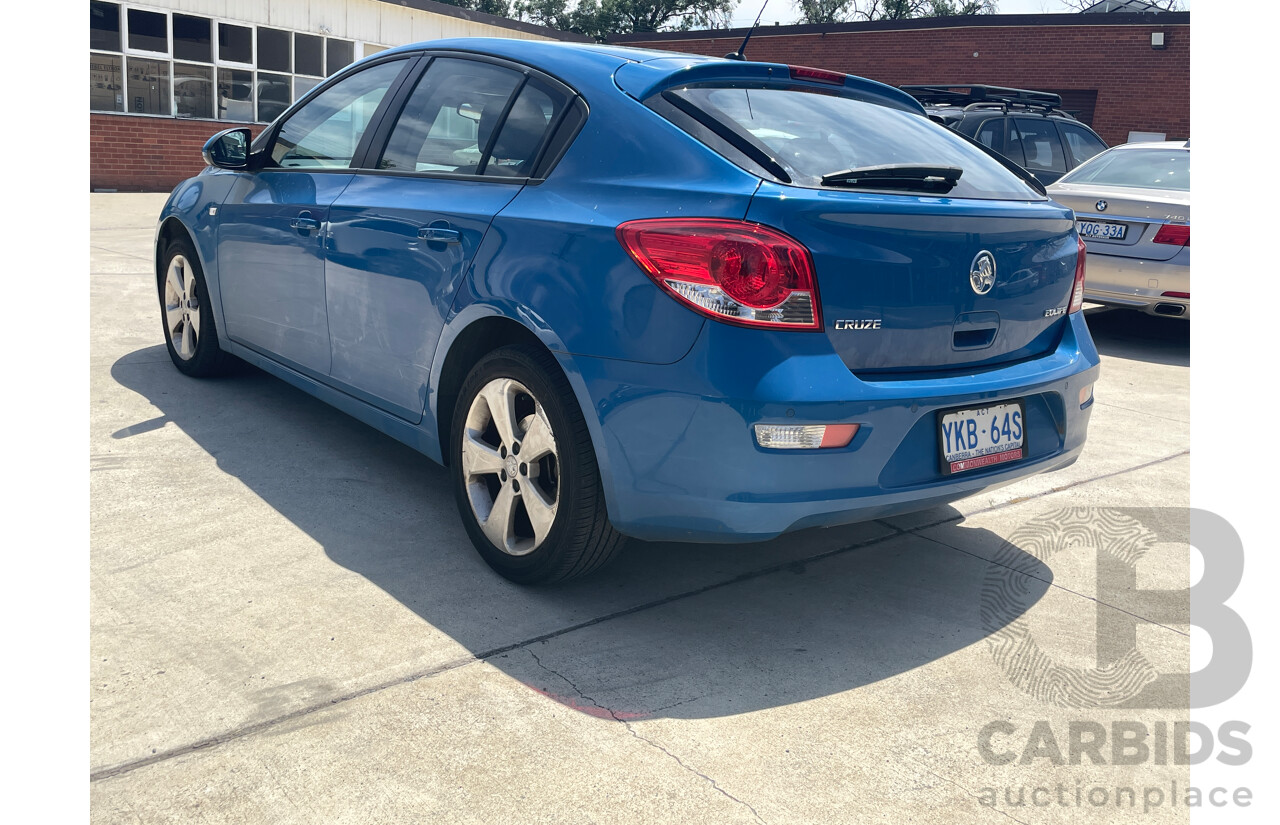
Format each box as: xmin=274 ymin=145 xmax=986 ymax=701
xmin=1153 ymin=224 xmax=1190 ymax=246
xmin=1162 ymin=291 xmax=1190 ymax=299
xmin=1070 ymin=234 xmax=1088 ymax=313
xmin=616 ymin=218 xmax=822 ymax=330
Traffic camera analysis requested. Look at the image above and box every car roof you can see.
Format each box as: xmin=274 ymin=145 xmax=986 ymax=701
xmin=1107 ymin=140 xmax=1189 ymax=150
xmin=376 ymin=38 xmax=925 ymax=114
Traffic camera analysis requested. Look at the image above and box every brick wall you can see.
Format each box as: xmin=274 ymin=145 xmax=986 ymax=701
xmin=90 ymin=114 xmax=266 ymax=192
xmin=614 ymin=16 xmax=1190 ymax=147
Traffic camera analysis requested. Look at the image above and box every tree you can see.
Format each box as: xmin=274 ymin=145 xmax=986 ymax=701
xmin=796 ymin=0 xmax=996 ymax=24
xmin=1057 ymin=0 xmax=1183 ymax=10
xmin=514 ymin=0 xmax=736 ymax=39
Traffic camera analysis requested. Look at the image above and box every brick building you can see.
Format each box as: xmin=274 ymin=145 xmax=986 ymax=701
xmin=611 ymin=12 xmax=1190 ymax=149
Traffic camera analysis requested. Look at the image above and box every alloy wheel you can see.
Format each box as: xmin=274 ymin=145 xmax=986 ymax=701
xmin=164 ymin=254 xmax=200 ymax=360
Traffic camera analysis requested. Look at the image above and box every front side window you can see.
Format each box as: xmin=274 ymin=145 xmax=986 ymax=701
xmin=270 ymin=60 xmax=407 ymax=169
xmin=667 ymin=87 xmax=1040 ymax=200
xmin=377 ymin=59 xmax=525 ymax=174
xmin=1012 ymin=118 xmax=1066 ymax=174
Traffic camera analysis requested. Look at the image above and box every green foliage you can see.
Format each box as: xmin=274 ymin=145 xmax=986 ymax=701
xmin=513 ymin=0 xmax=736 ymax=39
xmin=796 ymin=0 xmax=996 ymax=23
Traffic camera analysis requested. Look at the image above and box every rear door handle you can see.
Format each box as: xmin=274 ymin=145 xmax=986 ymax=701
xmin=290 ymin=213 xmax=321 ymax=231
xmin=417 ymin=227 xmax=461 ymax=244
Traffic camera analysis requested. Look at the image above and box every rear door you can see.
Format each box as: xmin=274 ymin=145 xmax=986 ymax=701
xmin=1010 ymin=117 xmax=1068 ymax=186
xmin=216 ymin=58 xmax=412 ymax=376
xmin=324 ymin=56 xmax=570 ymax=422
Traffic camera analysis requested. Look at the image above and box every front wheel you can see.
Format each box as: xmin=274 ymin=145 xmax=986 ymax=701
xmin=450 ymin=346 xmax=623 ymax=584
xmin=158 ymin=238 xmax=234 ymax=377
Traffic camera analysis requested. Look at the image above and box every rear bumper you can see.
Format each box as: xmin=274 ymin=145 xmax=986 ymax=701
xmin=1084 ymin=250 xmax=1190 ymax=318
xmin=560 ymin=312 xmax=1100 ymax=543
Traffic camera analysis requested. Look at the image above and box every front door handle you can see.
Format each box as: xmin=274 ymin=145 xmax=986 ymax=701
xmin=417 ymin=226 xmax=461 ymax=244
xmin=290 ymin=212 xmax=321 ymax=231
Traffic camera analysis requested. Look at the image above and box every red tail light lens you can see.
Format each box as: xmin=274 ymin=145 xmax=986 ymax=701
xmin=1153 ymin=224 xmax=1190 ymax=246
xmin=1070 ymin=234 xmax=1087 ymax=313
xmin=789 ymin=65 xmax=847 ymax=86
xmin=616 ymin=219 xmax=822 ymax=330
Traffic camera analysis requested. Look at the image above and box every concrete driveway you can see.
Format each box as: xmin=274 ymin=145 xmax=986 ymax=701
xmin=91 ymin=193 xmax=1191 ymax=823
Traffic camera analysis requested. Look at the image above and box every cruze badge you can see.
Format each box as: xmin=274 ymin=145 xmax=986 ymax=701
xmin=970 ymin=251 xmax=996 ymax=296
xmin=834 ymin=319 xmax=882 ymax=330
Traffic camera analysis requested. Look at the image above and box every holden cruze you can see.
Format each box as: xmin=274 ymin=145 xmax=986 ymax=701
xmin=155 ymin=39 xmax=1099 ymax=583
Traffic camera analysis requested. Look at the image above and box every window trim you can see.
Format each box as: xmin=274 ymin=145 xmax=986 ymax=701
xmin=123 ymin=7 xmax=171 ymax=59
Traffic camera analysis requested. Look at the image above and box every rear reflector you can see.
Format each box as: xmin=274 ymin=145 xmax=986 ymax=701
xmin=789 ymin=65 xmax=847 ymax=86
xmin=1070 ymin=234 xmax=1088 ymax=313
xmin=1161 ymin=291 xmax=1190 ymax=299
xmin=1079 ymin=383 xmax=1094 ymax=408
xmin=1153 ymin=224 xmax=1190 ymax=246
xmin=755 ymin=423 xmax=859 ymax=450
xmin=617 ymin=218 xmax=822 ymax=330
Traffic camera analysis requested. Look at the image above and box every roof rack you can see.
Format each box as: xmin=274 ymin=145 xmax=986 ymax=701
xmin=899 ymin=84 xmax=1063 ymax=112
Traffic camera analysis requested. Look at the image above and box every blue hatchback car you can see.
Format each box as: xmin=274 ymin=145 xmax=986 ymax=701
xmin=156 ymin=38 xmax=1099 ymax=582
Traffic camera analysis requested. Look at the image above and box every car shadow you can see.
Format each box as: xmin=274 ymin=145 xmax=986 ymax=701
xmin=110 ymin=347 xmax=1053 ymax=721
xmin=1084 ymin=307 xmax=1189 ymax=367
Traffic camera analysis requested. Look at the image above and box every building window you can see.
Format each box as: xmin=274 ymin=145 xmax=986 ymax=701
xmin=175 ymin=63 xmax=214 ymax=119
xmin=326 ymin=40 xmax=354 ymax=76
xmin=257 ymin=28 xmax=291 ymax=73
xmin=127 ymin=58 xmax=171 ymax=115
xmin=127 ymin=9 xmax=168 ymax=54
xmin=173 ymin=15 xmax=212 ymax=63
xmin=295 ymin=34 xmax=323 ymax=77
xmin=219 ymin=23 xmax=252 ymax=65
xmin=90 ymin=2 xmax=121 ymax=52
xmin=90 ymin=53 xmax=124 ymax=112
xmin=217 ymin=68 xmax=255 ymax=122
xmin=91 ymin=4 xmax=368 ymax=123
xmin=257 ymin=72 xmax=292 ymax=122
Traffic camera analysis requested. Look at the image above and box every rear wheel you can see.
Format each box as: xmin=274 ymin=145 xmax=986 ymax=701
xmin=450 ymin=346 xmax=623 ymax=583
xmin=158 ymin=238 xmax=234 ymax=377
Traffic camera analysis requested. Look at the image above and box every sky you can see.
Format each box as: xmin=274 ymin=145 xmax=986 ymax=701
xmin=728 ymin=1 xmax=1192 ymax=27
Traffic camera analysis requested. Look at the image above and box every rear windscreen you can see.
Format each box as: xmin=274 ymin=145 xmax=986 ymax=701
xmin=1058 ymin=147 xmax=1189 ymax=191
xmin=668 ymin=86 xmax=1042 ymax=200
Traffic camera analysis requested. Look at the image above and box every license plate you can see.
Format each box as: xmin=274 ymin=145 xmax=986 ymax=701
xmin=1077 ymin=219 xmax=1127 ymax=240
xmin=938 ymin=402 xmax=1025 ymax=475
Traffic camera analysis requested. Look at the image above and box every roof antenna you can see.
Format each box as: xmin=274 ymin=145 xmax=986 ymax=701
xmin=725 ymin=1 xmax=769 ymax=61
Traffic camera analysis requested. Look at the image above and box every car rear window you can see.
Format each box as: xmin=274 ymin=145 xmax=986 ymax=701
xmin=1058 ymin=147 xmax=1189 ymax=191
xmin=667 ymin=86 xmax=1041 ymax=200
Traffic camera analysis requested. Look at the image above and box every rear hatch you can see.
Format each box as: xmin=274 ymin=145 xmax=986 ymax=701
xmin=749 ymin=185 xmax=1077 ymax=373
xmin=642 ymin=78 xmax=1077 ymax=374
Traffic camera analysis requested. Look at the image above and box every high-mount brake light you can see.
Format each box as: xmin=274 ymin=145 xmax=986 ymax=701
xmin=616 ymin=219 xmax=823 ymax=331
xmin=1153 ymin=224 xmax=1190 ymax=246
xmin=1069 ymin=234 xmax=1088 ymax=314
xmin=788 ymin=65 xmax=847 ymax=86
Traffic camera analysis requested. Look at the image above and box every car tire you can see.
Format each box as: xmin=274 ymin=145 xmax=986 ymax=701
xmin=158 ymin=237 xmax=235 ymax=377
xmin=450 ymin=345 xmax=624 ymax=584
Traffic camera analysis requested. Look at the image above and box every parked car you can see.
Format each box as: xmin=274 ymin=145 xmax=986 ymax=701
xmin=1046 ymin=141 xmax=1190 ymax=318
xmin=155 ymin=40 xmax=1099 ymax=583
xmin=900 ymin=85 xmax=1108 ymax=186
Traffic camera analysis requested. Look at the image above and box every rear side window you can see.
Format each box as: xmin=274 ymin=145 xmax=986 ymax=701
xmin=1059 ymin=148 xmax=1189 ymax=191
xmin=378 ymin=58 xmax=564 ymax=178
xmin=975 ymin=118 xmax=1005 ymax=154
xmin=1058 ymin=122 xmax=1107 ymax=167
xmin=1012 ymin=118 xmax=1066 ymax=174
xmin=666 ymin=87 xmax=1040 ymax=200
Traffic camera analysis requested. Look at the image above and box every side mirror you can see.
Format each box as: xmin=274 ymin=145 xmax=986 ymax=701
xmin=202 ymin=127 xmax=252 ymax=169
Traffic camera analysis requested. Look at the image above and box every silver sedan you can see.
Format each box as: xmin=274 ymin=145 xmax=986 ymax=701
xmin=1047 ymin=141 xmax=1190 ymax=319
